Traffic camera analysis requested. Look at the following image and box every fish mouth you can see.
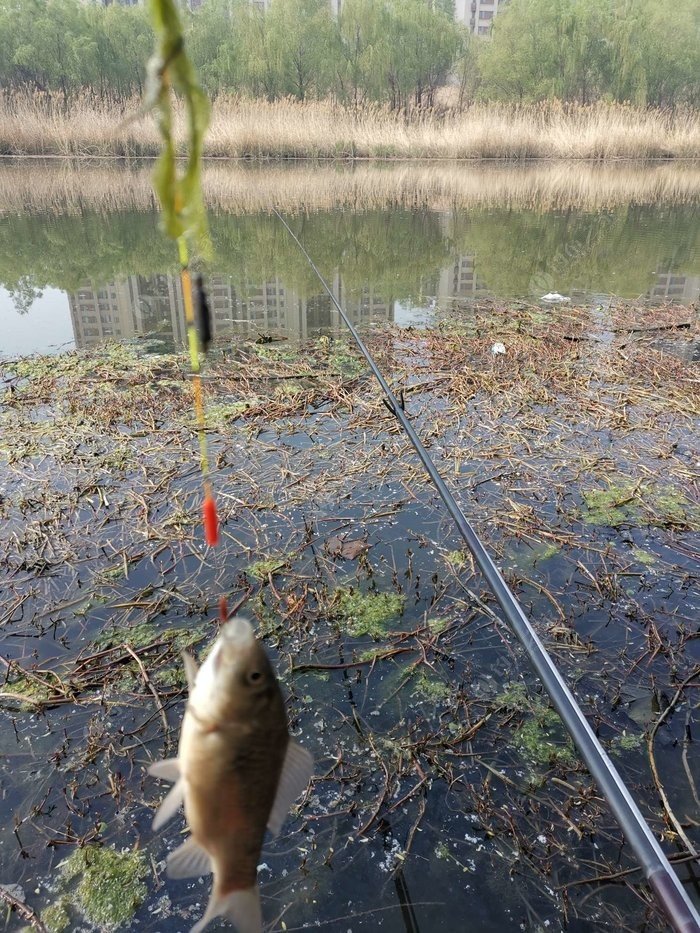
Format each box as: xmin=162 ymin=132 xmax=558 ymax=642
xmin=221 ymin=617 xmax=255 ymax=644
xmin=210 ymin=618 xmax=255 ymax=674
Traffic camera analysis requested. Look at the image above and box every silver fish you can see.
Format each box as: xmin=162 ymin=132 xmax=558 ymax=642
xmin=149 ymin=618 xmax=313 ymax=933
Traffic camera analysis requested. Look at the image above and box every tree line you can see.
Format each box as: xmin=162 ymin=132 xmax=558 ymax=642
xmin=0 ymin=0 xmax=697 ymax=109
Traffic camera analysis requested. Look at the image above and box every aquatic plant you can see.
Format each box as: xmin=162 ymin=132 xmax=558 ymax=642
xmin=247 ymin=554 xmax=290 ymax=581
xmin=41 ymin=898 xmax=71 ymax=933
xmin=582 ymin=480 xmax=699 ymax=529
xmin=333 ymin=588 xmax=405 ymax=638
xmin=58 ymin=845 xmax=148 ymax=928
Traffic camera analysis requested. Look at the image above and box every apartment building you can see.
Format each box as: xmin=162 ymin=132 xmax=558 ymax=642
xmin=96 ymin=0 xmax=500 ymax=30
xmin=649 ymin=272 xmax=700 ymax=304
xmin=454 ymin=0 xmax=503 ymax=36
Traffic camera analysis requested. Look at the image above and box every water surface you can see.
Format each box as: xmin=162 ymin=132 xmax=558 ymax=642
xmin=0 ymin=161 xmax=698 ymax=357
xmin=0 ymin=161 xmax=698 ymax=933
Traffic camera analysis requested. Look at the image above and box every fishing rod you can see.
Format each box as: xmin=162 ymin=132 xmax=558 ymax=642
xmin=273 ymin=209 xmax=700 ymax=933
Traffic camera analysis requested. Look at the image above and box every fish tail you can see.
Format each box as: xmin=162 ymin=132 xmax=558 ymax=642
xmin=190 ymin=884 xmax=262 ymax=933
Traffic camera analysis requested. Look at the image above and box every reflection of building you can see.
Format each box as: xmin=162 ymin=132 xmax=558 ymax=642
xmin=648 ymin=272 xmax=700 ymax=304
xmin=68 ymin=273 xmax=394 ymax=348
xmin=437 ymin=254 xmax=489 ymax=302
xmin=69 ymin=280 xmax=136 ymax=345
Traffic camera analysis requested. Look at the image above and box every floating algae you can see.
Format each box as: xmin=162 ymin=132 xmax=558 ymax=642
xmin=610 ymin=731 xmax=645 ymax=755
xmin=0 ymin=670 xmax=53 ymax=710
xmin=410 ymin=671 xmax=452 ymax=704
xmin=41 ymin=897 xmax=71 ymax=933
xmin=582 ymin=480 xmax=699 ymax=529
xmin=333 ymin=587 xmax=405 ymax=638
xmin=497 ymin=682 xmax=577 ymax=769
xmin=247 ymin=554 xmax=290 ymax=581
xmin=56 ymin=845 xmax=148 ymax=928
xmin=445 ymin=550 xmax=469 ymax=569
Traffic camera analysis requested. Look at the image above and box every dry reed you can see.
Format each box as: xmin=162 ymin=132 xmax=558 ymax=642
xmin=0 ymin=159 xmax=699 ymax=218
xmin=2 ymin=96 xmax=699 ymax=161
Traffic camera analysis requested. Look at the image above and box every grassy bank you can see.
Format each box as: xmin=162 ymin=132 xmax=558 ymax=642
xmin=2 ymin=96 xmax=700 ymax=161
xmin=1 ymin=159 xmax=699 ymax=218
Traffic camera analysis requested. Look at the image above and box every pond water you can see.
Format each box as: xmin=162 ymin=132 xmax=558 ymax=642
xmin=0 ymin=161 xmax=698 ymax=358
xmin=0 ymin=161 xmax=699 ymax=933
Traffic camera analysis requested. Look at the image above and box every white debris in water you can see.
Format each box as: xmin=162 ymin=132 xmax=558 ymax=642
xmin=464 ymin=833 xmax=480 ymax=844
xmin=537 ymin=834 xmax=547 ymax=845
xmin=378 ymin=837 xmax=405 ymax=872
xmin=491 ymin=342 xmax=506 ymax=355
xmin=148 ymin=894 xmax=172 ymax=917
xmin=541 ymin=292 xmax=570 ymax=302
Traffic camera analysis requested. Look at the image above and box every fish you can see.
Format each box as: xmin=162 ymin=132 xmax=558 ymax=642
xmin=148 ymin=617 xmax=314 ymax=933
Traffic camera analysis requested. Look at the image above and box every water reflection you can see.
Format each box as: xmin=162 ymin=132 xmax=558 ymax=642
xmin=66 ymin=256 xmax=699 ymax=351
xmin=0 ymin=179 xmax=698 ymax=355
xmin=68 ymin=273 xmax=397 ymax=348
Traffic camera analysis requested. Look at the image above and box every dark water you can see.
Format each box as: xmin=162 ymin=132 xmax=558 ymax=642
xmin=0 ymin=165 xmax=699 ymax=933
xmin=0 ymin=189 xmax=698 ymax=358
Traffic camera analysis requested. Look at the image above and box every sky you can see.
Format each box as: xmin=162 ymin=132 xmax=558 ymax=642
xmin=0 ymin=287 xmax=75 ymax=358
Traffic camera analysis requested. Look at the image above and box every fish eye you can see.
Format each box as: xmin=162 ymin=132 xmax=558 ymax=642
xmin=247 ymin=670 xmax=263 ymax=685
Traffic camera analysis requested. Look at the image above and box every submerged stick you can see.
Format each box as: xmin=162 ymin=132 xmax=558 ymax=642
xmin=0 ymin=885 xmax=48 ymax=933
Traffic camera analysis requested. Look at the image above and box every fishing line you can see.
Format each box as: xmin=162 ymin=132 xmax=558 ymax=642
xmin=272 ymin=209 xmax=700 ymax=933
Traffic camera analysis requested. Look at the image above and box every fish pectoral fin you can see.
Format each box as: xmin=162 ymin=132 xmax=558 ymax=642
xmin=182 ymin=650 xmax=199 ymax=691
xmin=152 ymin=778 xmax=185 ymax=831
xmin=267 ymin=740 xmax=314 ymax=837
xmin=166 ymin=836 xmax=212 ymax=879
xmin=148 ymin=758 xmax=180 ymax=782
xmin=190 ymin=885 xmax=262 ymax=933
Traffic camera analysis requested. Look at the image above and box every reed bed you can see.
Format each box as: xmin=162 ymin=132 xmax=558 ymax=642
xmin=2 ymin=95 xmax=700 ymax=161
xmin=1 ymin=158 xmax=699 ymax=218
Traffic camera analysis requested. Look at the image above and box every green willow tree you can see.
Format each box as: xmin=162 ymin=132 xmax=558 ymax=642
xmin=0 ymin=0 xmax=697 ymax=108
xmin=479 ymin=0 xmax=699 ymax=105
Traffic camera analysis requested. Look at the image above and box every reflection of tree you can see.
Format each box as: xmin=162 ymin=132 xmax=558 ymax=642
xmin=0 ymin=201 xmax=697 ymax=303
xmin=9 ymin=276 xmax=43 ymax=315
xmin=210 ymin=210 xmax=452 ymax=302
xmin=447 ymin=205 xmax=700 ymax=299
xmin=0 ymin=211 xmax=175 ymax=295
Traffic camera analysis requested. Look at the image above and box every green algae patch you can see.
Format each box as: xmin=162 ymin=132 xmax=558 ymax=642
xmin=334 ymin=588 xmax=405 ymax=638
xmin=504 ymin=541 xmax=560 ymax=570
xmin=495 ymin=682 xmax=530 ymax=711
xmin=42 ymin=897 xmax=71 ymax=933
xmin=411 ymin=671 xmax=451 ymax=704
xmin=205 ymin=399 xmax=249 ymax=428
xmin=250 ymin=592 xmax=283 ymax=636
xmin=0 ymin=671 xmax=52 ymax=709
xmin=427 ymin=616 xmax=448 ymax=635
xmin=247 ymin=554 xmax=289 ymax=581
xmin=59 ymin=845 xmax=148 ymax=928
xmin=445 ymin=550 xmax=469 ymax=569
xmin=582 ymin=480 xmax=699 ymax=529
xmin=610 ymin=731 xmax=644 ymax=755
xmin=251 ymin=343 xmax=298 ymax=363
xmin=497 ymin=681 xmax=576 ymax=769
xmin=630 ymin=547 xmax=657 ymax=567
xmin=328 ymin=342 xmax=364 ymax=377
xmin=514 ymin=709 xmax=577 ymax=769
